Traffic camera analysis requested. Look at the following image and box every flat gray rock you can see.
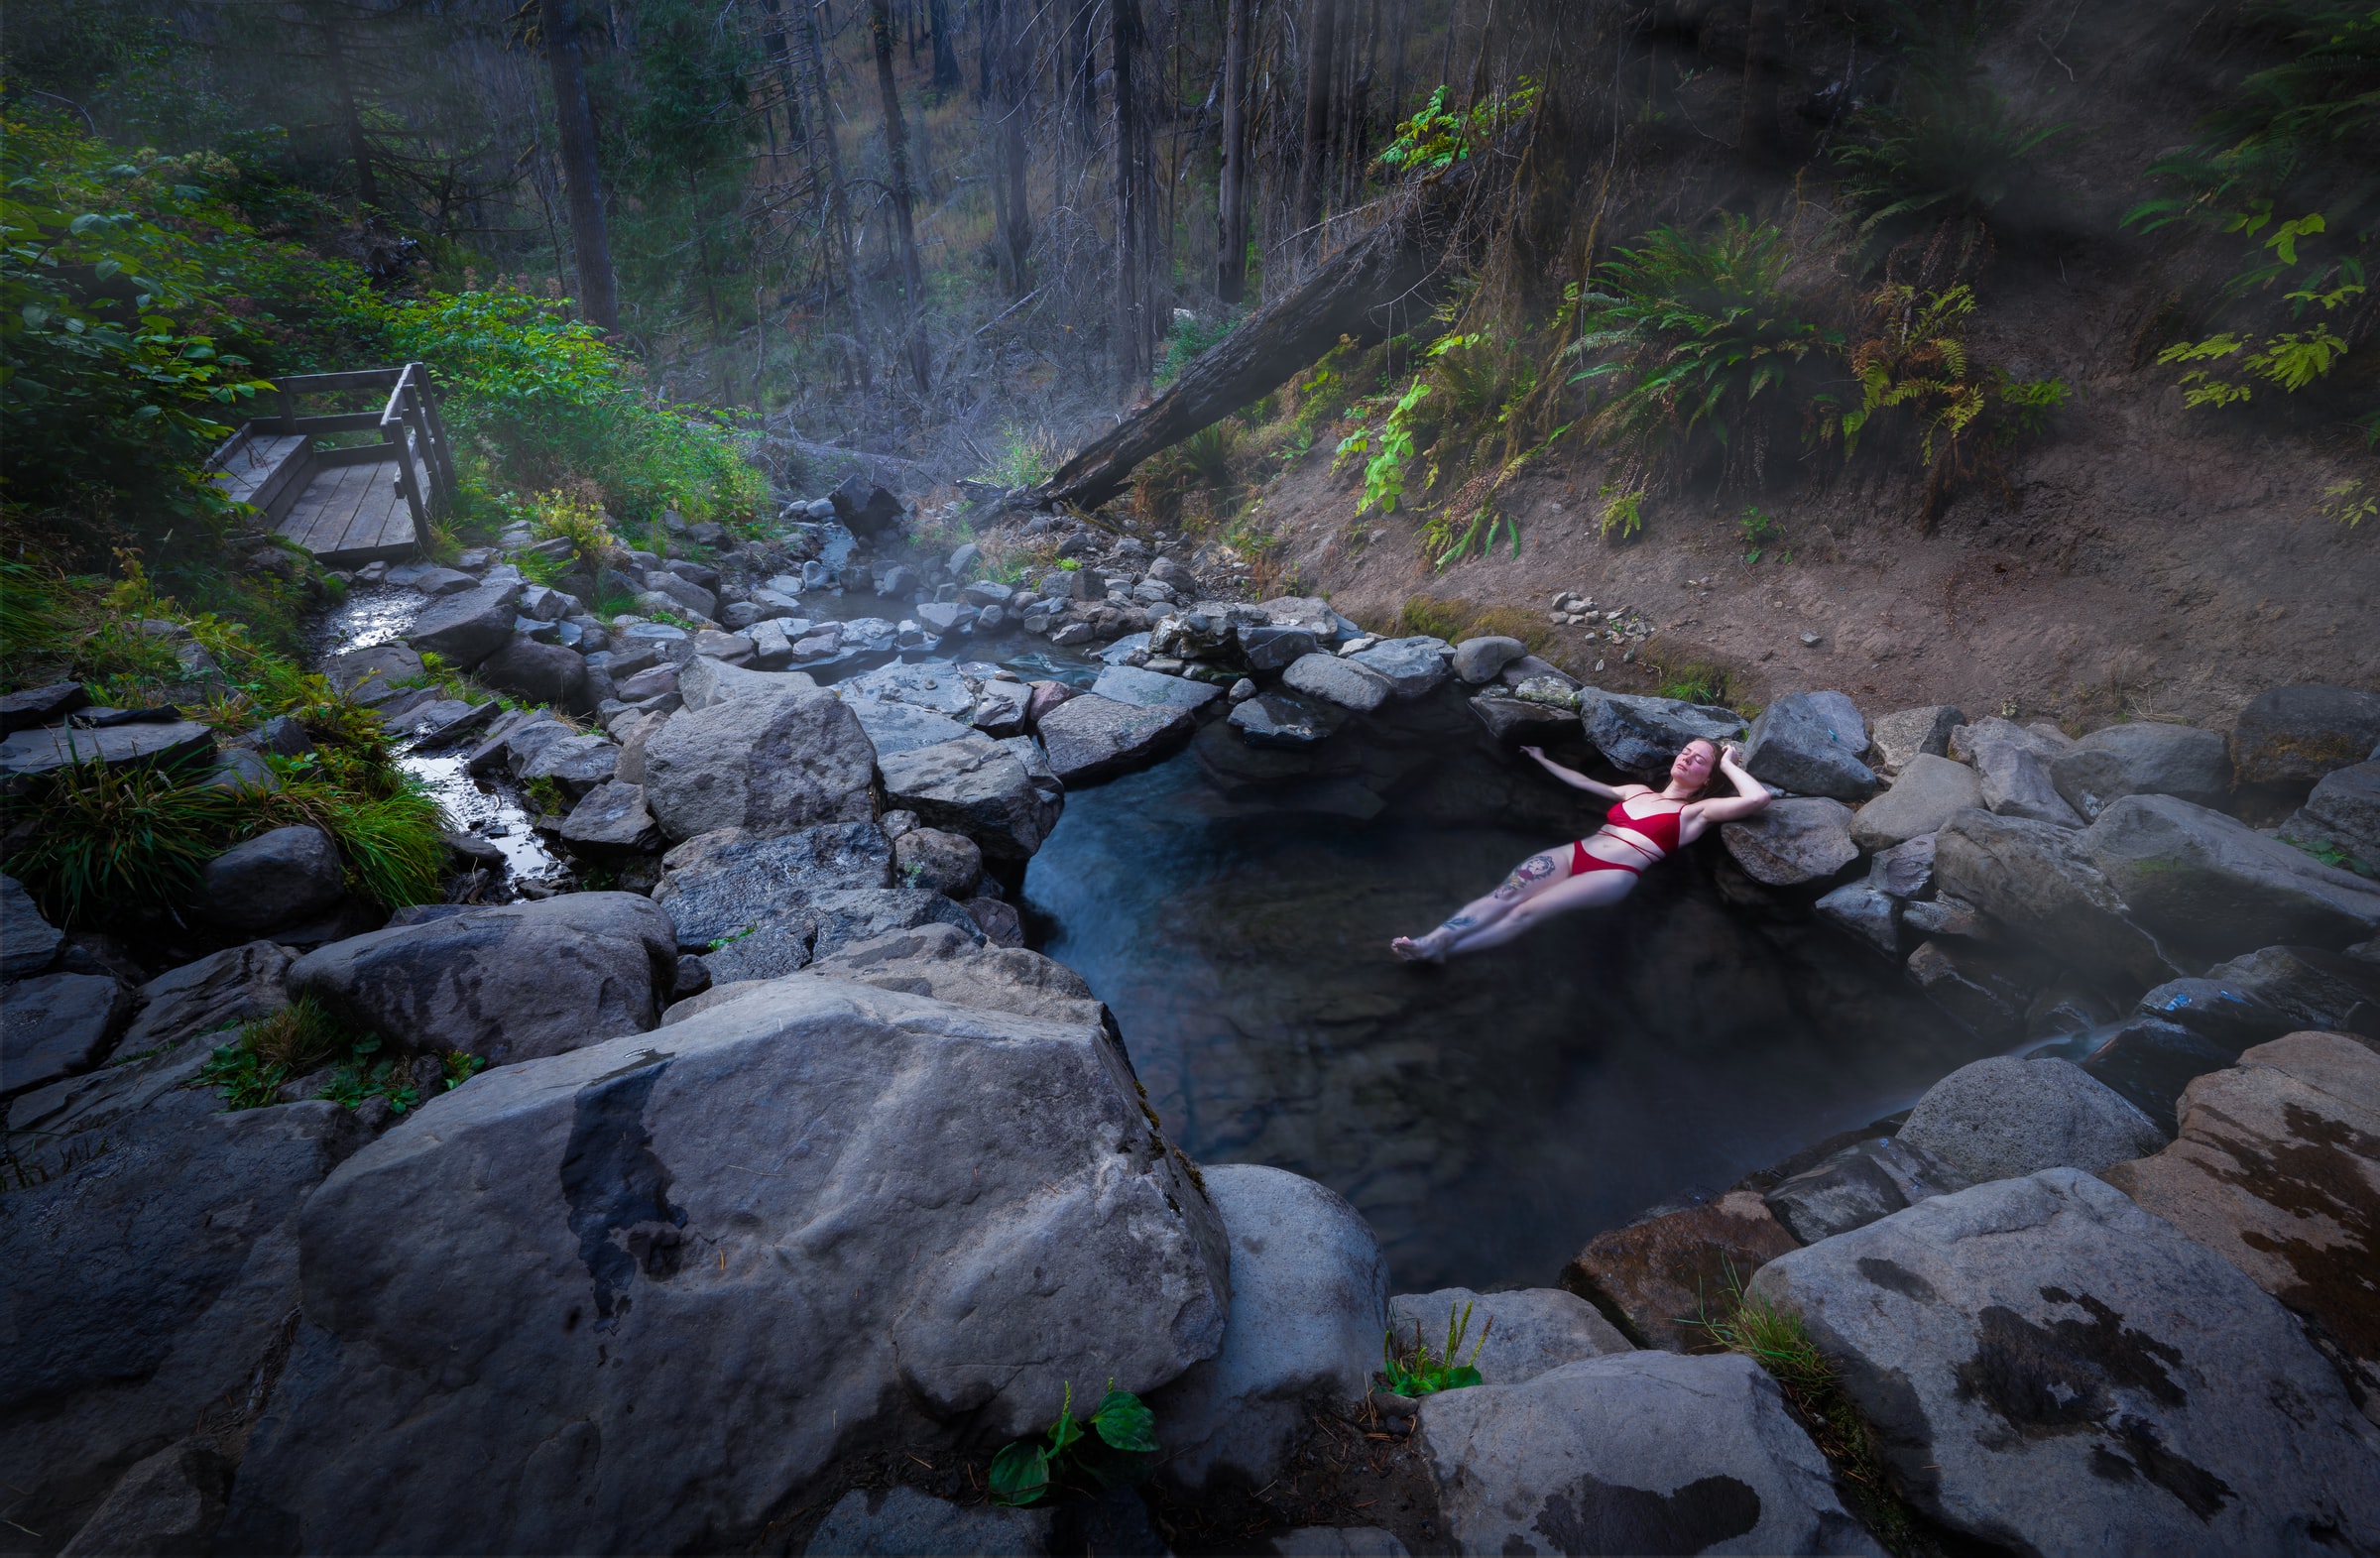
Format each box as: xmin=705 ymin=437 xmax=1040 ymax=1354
xmin=839 ymin=661 xmax=979 ymax=717
xmin=1035 ymin=693 xmax=1195 ymax=784
xmin=219 ymin=980 xmax=1227 ymax=1556
xmin=0 ymin=719 xmax=215 ymax=779
xmin=1350 ymin=636 xmax=1451 ymax=698
xmin=1720 ymin=796 xmax=1857 ymax=886
xmin=789 ymin=922 xmax=1103 ymax=1029
xmin=322 ymin=644 xmax=424 ymax=700
xmin=195 ymin=825 xmax=345 ymax=935
xmin=2081 ymin=791 xmax=2380 ymax=962
xmin=1866 ymin=833 xmax=1937 ymax=899
xmin=1851 ymin=754 xmax=1982 ymax=850
xmin=115 ymin=940 xmax=294 ymax=1057
xmin=1467 ymin=694 xmax=1574 ymax=745
xmin=1233 ymin=691 xmax=1349 ymax=748
xmin=2230 ymin=683 xmax=2380 ymax=788
xmin=1958 ymin=716 xmax=2085 ymax=826
xmin=1415 ymin=1352 xmax=1877 ymax=1556
xmin=2050 ymin=721 xmax=2232 ymax=819
xmin=1 ymin=873 xmax=62 ymax=978
xmin=1579 ymin=690 xmax=1746 ymax=776
xmin=557 ymin=780 xmax=663 ymax=855
xmin=1152 ymin=1164 xmax=1388 ymax=1491
xmin=1282 ymin=653 xmax=1394 ymax=714
xmin=1388 ymin=1286 xmax=1629 ymax=1389
xmin=403 ymin=579 xmax=523 ymax=669
xmin=1743 ymin=691 xmax=1877 ymax=800
xmin=2 ymin=972 xmax=133 ymax=1098
xmin=1750 ymin=1169 xmax=2380 ymax=1554
xmin=642 ymin=686 xmax=878 ymax=842
xmin=653 ymin=824 xmax=892 ymax=949
xmin=1897 ymin=1055 xmax=2166 ymax=1181
xmin=678 ymin=656 xmax=819 ymax=712
xmin=845 ymin=698 xmax=974 ymax=758
xmin=1092 ymin=662 xmax=1224 ymax=712
xmin=1868 ymin=704 xmax=1964 ymax=775
xmin=803 ymin=1487 xmax=1048 ymax=1556
xmin=0 ymin=680 xmax=89 ymax=734
xmin=803 ymin=888 xmax=985 ymax=965
xmin=878 ymin=734 xmax=1065 ymax=860
xmin=520 ymin=734 xmax=620 ymax=800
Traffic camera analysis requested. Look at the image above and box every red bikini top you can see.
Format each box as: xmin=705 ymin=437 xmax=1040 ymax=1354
xmin=1604 ymin=796 xmax=1685 ymax=859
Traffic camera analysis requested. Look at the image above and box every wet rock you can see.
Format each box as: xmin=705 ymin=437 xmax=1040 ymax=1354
xmin=289 ymin=893 xmax=676 ymax=1065
xmin=2 ymin=973 xmax=133 ymax=1098
xmin=678 ymin=656 xmax=818 ymax=712
xmin=1233 ymin=691 xmax=1350 ymax=748
xmin=1900 ymin=893 xmax=1992 ymax=939
xmin=878 ymin=735 xmax=1064 ymax=860
xmin=2230 ymin=683 xmax=2380 ymax=789
xmin=1934 ymin=809 xmax=2175 ymax=988
xmin=1 ymin=719 xmax=216 ymax=781
xmin=1558 ymin=1191 xmax=1800 ymax=1351
xmin=967 ymin=678 xmax=1032 ymax=738
xmin=1282 ymin=653 xmax=1394 ymax=714
xmin=893 ymin=827 xmax=983 ymax=898
xmin=2196 ymin=943 xmax=2380 ymax=1037
xmin=1742 ymin=691 xmax=1877 ymax=801
xmin=2 ymin=873 xmax=63 ymax=978
xmin=803 ymin=1486 xmax=1049 ymax=1556
xmin=1152 ymin=1165 xmax=1388 ymax=1492
xmin=1349 ymin=637 xmax=1452 ymax=698
xmin=1388 ymin=1287 xmax=1630 ymax=1387
xmin=1904 ymin=939 xmax=2034 ymax=1041
xmin=2049 ymin=721 xmax=2232 ymax=820
xmin=59 ymin=1439 xmax=229 ymax=1558
xmin=1816 ymin=881 xmax=1901 ymax=956
xmin=1749 ymin=1168 xmax=2380 ymax=1554
xmin=643 ymin=687 xmax=878 ymax=842
xmin=113 ymin=941 xmax=293 ymax=1057
xmin=2281 ymin=760 xmax=2380 ymax=872
xmin=2100 ymin=1030 xmax=2380 ymax=1424
xmin=1761 ymin=1137 xmax=1968 ymax=1244
xmin=1242 ymin=624 xmax=1321 ymax=672
xmin=220 ymin=981 xmax=1228 ymax=1556
xmin=0 ymin=1095 xmax=357 ymax=1546
xmin=2080 ymin=792 xmax=2380 ymax=960
xmin=1898 ymin=1055 xmax=2166 ymax=1182
xmin=558 ymin=780 xmax=663 ymax=855
xmin=1719 ymin=797 xmax=1858 ymax=887
xmin=464 ymin=712 xmax=566 ymax=778
xmin=1579 ymin=690 xmax=1746 ymax=777
xmin=1036 ymin=693 xmax=1196 ymax=784
xmin=403 ymin=578 xmax=524 ymax=669
xmin=1866 ymin=834 xmax=1937 ymax=899
xmin=1415 ymin=1352 xmax=1873 ymax=1557
xmin=1093 ymin=662 xmax=1225 ymax=713
xmin=0 ymin=679 xmax=89 ymax=734
xmin=325 ymin=645 xmax=425 ymax=707
xmin=1450 ymin=636 xmax=1526 ymax=685
xmin=2078 ymin=1017 xmax=2244 ymax=1126
xmin=1850 ymin=754 xmax=1982 ymax=850
xmin=788 ymin=922 xmax=1098 ymax=1028
xmin=652 ymin=824 xmax=893 ymax=949
xmin=522 ymin=734 xmax=622 ymax=801
xmin=1465 ymin=694 xmax=1571 ymax=746
xmin=1955 ymin=716 xmax=2084 ymax=826
xmin=1868 ymin=704 xmax=1964 ymax=775
xmin=1024 ymin=679 xmax=1078 ymax=728
xmin=194 ymin=825 xmax=345 ymax=935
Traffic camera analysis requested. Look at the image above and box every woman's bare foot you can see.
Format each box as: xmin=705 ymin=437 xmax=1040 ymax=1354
xmin=1390 ymin=933 xmax=1448 ymax=964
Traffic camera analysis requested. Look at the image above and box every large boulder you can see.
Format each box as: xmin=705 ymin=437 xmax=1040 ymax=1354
xmin=403 ymin=578 xmax=523 ymax=669
xmin=2 ymin=873 xmax=63 ymax=977
xmin=2101 ymin=1030 xmax=2380 ymax=1423
xmin=680 ymin=655 xmax=819 ymax=712
xmin=2230 ymin=683 xmax=2380 ymax=788
xmin=642 ymin=687 xmax=879 ymax=842
xmin=1867 ymin=704 xmax=1964 ymax=775
xmin=1450 ymin=636 xmax=1526 ymax=685
xmin=877 ymin=735 xmax=1065 ymax=860
xmin=2281 ymin=760 xmax=2380 ymax=873
xmin=1150 ymin=1165 xmax=1388 ymax=1491
xmin=0 ymin=1091 xmax=358 ymax=1545
xmin=844 ymin=699 xmax=973 ymax=758
xmin=1956 ymin=716 xmax=2083 ymax=826
xmin=475 ymin=634 xmax=591 ymax=712
xmin=1281 ymin=653 xmax=1394 ymax=714
xmin=1749 ymin=1169 xmax=2380 ymax=1553
xmin=1579 ymin=691 xmax=1746 ymax=777
xmin=1849 ymin=754 xmax=1982 ymax=851
xmin=2079 ymin=791 xmax=2380 ymax=962
xmin=2 ymin=972 xmax=133 ymax=1098
xmin=1741 ymin=691 xmax=1877 ymax=800
xmin=1388 ymin=1286 xmax=1630 ymax=1388
xmin=1558 ymin=1191 xmax=1800 ymax=1351
xmin=1719 ymin=797 xmax=1858 ymax=887
xmin=1035 ymin=693 xmax=1195 ymax=784
xmin=1896 ymin=1055 xmax=2167 ymax=1182
xmin=1092 ymin=662 xmax=1225 ymax=713
xmin=1348 ymin=637 xmax=1451 ymax=698
xmin=219 ymin=980 xmax=1228 ymax=1555
xmin=652 ymin=824 xmax=892 ymax=949
xmin=1414 ymin=1352 xmax=1874 ymax=1557
xmin=113 ymin=940 xmax=294 ymax=1056
xmin=194 ymin=825 xmax=345 ymax=936
xmin=2049 ymin=721 xmax=2232 ymax=819
xmin=1933 ymin=808 xmax=2175 ymax=988
xmin=289 ymin=894 xmax=677 ymax=1066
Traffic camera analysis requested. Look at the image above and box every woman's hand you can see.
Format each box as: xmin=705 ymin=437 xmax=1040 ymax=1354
xmin=1720 ymin=741 xmax=1746 ymax=769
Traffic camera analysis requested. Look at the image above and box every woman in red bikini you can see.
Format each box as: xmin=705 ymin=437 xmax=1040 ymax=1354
xmin=1390 ymin=738 xmax=1770 ymax=962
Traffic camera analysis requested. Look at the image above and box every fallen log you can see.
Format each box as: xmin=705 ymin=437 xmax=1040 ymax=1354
xmin=1038 ymin=182 xmax=1468 ymax=514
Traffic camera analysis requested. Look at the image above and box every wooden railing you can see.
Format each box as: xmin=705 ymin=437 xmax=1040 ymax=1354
xmin=271 ymin=362 xmax=458 ymax=548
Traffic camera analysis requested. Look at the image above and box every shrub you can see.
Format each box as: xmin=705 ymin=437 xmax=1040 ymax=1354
xmin=1154 ymin=310 xmax=1238 ymax=388
xmin=1376 ymin=79 xmax=1542 ymax=175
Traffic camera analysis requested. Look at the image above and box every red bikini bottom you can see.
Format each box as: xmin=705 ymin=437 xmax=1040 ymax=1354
xmin=1570 ymin=839 xmax=1643 ymax=877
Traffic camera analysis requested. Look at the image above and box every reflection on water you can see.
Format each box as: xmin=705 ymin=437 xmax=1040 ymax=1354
xmin=1026 ymin=750 xmax=2003 ymax=1291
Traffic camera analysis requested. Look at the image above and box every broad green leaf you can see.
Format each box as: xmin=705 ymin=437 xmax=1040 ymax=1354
xmin=1090 ymin=1389 xmax=1156 ymax=1453
xmin=988 ymin=1441 xmax=1049 ymax=1506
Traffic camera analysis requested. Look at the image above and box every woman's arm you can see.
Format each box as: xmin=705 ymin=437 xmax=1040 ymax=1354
xmin=1519 ymin=746 xmax=1642 ymax=801
xmin=1683 ymin=742 xmax=1772 ymax=826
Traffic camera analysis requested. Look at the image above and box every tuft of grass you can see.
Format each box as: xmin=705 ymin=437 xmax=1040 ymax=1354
xmin=1381 ymin=1300 xmax=1492 ymax=1396
xmin=257 ymin=769 xmax=449 ymax=908
xmin=8 ymin=759 xmax=248 ymax=927
xmin=985 ymin=424 xmax=1061 ymax=489
xmin=1659 ymin=661 xmax=1735 ymax=708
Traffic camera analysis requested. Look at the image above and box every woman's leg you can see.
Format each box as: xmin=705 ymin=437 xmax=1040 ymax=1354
xmin=1391 ymin=848 xmax=1572 ymax=962
xmin=1431 ymin=866 xmax=1638 ymax=956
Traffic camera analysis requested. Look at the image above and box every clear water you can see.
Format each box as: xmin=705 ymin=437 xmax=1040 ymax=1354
xmin=1024 ymin=746 xmax=2004 ymax=1292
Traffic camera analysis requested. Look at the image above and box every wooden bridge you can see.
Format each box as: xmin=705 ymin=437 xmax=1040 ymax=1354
xmin=206 ymin=363 xmax=458 ymax=566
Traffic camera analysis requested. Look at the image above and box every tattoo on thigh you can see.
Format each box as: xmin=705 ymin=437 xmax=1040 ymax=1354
xmin=1493 ymin=853 xmax=1559 ymax=899
xmin=1443 ymin=913 xmax=1479 ymax=931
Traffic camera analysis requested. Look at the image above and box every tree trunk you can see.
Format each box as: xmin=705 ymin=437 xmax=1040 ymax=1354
xmin=1069 ymin=0 xmax=1098 ymax=146
xmin=995 ymin=0 xmax=1033 ymax=293
xmin=1295 ymin=0 xmax=1340 ymax=250
xmin=1216 ymin=0 xmax=1252 ymax=303
xmin=538 ymin=0 xmax=620 ymax=331
xmin=869 ymin=0 xmax=932 ymax=389
xmin=1738 ymin=0 xmax=1782 ymax=156
xmin=1043 ymin=191 xmax=1455 ymax=511
xmin=805 ymin=2 xmax=856 ymax=292
xmin=928 ymin=0 xmax=961 ymax=92
xmin=1112 ymin=0 xmax=1153 ymax=390
xmin=313 ymin=2 xmax=380 ymax=212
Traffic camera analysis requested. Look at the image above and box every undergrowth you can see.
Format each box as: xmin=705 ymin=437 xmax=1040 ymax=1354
xmin=200 ymin=996 xmax=485 ymax=1113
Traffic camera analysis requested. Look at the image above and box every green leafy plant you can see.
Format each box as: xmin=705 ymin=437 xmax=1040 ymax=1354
xmin=1155 ymin=310 xmax=1238 ymax=387
xmin=199 ymin=996 xmax=367 ymax=1110
xmin=8 ymin=756 xmax=248 ymax=926
xmin=1419 ymin=503 xmax=1521 ymax=569
xmin=2318 ymin=475 xmax=2376 ymax=526
xmin=988 ymin=1381 xmax=1158 ymax=1507
xmin=1737 ymin=506 xmax=1784 ymax=563
xmin=1334 ymin=371 xmax=1436 ymax=514
xmin=1381 ymin=1300 xmax=1490 ymax=1396
xmin=1599 ymin=484 xmax=1646 ymax=539
xmin=1377 ymin=79 xmax=1542 ymax=173
xmin=987 ymin=424 xmax=1061 ymax=488
xmin=1660 ymin=661 xmax=1734 ymax=706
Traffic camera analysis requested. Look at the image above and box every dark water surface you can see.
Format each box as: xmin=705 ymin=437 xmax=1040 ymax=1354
xmin=1025 ymin=748 xmax=2001 ymax=1291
